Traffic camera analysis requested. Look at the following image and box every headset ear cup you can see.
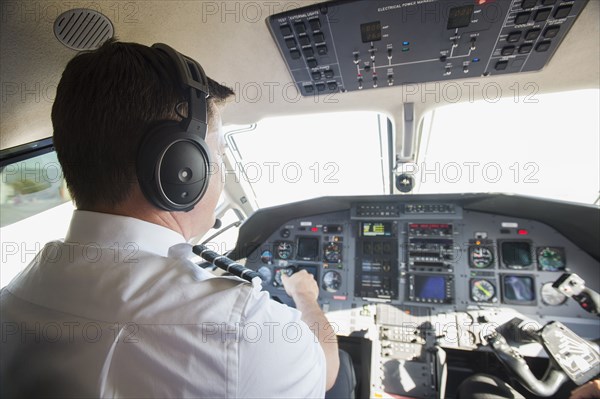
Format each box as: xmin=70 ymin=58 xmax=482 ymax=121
xmin=137 ymin=122 xmax=212 ymax=212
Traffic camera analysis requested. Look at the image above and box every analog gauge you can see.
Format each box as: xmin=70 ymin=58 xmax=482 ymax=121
xmin=274 ymin=267 xmax=294 ymax=287
xmin=471 ymin=279 xmax=496 ymax=302
xmin=537 ymin=247 xmax=566 ymax=271
xmin=324 ymin=242 xmax=342 ymax=263
xmin=322 ymin=270 xmax=342 ymax=293
xmin=469 ymin=246 xmax=494 ymax=268
xmin=276 ymin=242 xmax=293 ymax=260
xmin=541 ymin=282 xmax=567 ymax=306
xmin=260 ymin=250 xmax=273 ymax=264
xmin=257 ymin=266 xmax=272 ymax=283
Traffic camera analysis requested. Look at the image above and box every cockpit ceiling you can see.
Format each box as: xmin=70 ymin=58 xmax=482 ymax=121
xmin=1 ymin=0 xmax=599 ymax=150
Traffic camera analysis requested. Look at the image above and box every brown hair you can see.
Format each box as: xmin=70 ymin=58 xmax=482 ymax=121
xmin=52 ymin=39 xmax=234 ymax=209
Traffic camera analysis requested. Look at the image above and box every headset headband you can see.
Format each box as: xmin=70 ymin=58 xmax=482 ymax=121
xmin=151 ymin=43 xmax=210 ymax=140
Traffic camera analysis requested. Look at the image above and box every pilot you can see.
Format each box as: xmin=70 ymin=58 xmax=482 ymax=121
xmin=0 ymin=39 xmax=339 ymax=397
xmin=570 ymin=380 xmax=600 ymax=399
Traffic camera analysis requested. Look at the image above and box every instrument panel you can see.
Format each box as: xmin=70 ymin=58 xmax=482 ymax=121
xmin=243 ymin=197 xmax=600 ymax=332
xmin=238 ymin=195 xmax=599 ymax=398
xmin=249 ymin=214 xmax=351 ymax=306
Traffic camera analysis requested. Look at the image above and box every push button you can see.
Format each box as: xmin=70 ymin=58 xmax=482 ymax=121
xmin=495 ymin=60 xmax=508 ymax=71
xmin=515 ymin=12 xmax=531 ymax=25
xmin=303 ymin=47 xmax=314 ymax=57
xmin=312 ymin=72 xmax=322 ymax=80
xmin=317 ymin=45 xmax=328 ymax=55
xmin=328 ymin=82 xmax=338 ymax=91
xmin=519 ymin=43 xmax=533 ymax=54
xmin=280 ymin=25 xmax=292 ymax=36
xmin=304 ymin=85 xmax=314 ymax=94
xmin=554 ymin=5 xmax=572 ymax=19
xmin=501 ymin=46 xmax=515 ymax=56
xmin=316 ymin=83 xmax=326 ymax=92
xmin=307 ymin=58 xmax=318 ymax=68
xmin=285 ymin=38 xmax=296 ymax=49
xmin=299 ymin=35 xmax=310 ymax=46
xmin=544 ymin=26 xmax=560 ymax=38
xmin=507 ymin=31 xmax=522 ymax=43
xmin=313 ymin=32 xmax=325 ymax=43
xmin=295 ymin=22 xmax=306 ymax=34
xmin=309 ymin=19 xmax=321 ymax=31
xmin=290 ymin=50 xmax=301 ymax=60
xmin=534 ymin=8 xmax=552 ymax=22
xmin=525 ymin=29 xmax=541 ymax=40
xmin=535 ymin=41 xmax=551 ymax=52
xmin=521 ymin=0 xmax=537 ymax=9
xmin=325 ymin=70 xmax=334 ymax=79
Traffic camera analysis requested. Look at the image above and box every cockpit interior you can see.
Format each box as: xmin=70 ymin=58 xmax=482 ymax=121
xmin=1 ymin=0 xmax=599 ymax=398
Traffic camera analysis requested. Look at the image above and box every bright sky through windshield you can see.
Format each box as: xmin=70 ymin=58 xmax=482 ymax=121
xmin=227 ymin=112 xmax=390 ymax=208
xmin=414 ymin=89 xmax=599 ymax=205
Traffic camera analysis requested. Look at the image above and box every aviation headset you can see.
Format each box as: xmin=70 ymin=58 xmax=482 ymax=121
xmin=136 ymin=43 xmax=212 ymax=212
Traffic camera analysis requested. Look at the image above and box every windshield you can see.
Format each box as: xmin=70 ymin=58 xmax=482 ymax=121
xmin=412 ymin=89 xmax=599 ymax=205
xmin=226 ymin=112 xmax=391 ymax=208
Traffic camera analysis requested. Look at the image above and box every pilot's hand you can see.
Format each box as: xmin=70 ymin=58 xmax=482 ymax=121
xmin=281 ymin=270 xmax=318 ymax=303
xmin=570 ymin=379 xmax=600 ymax=399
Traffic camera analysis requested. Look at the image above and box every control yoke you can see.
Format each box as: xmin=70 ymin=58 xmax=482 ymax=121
xmin=486 ymin=318 xmax=600 ymax=397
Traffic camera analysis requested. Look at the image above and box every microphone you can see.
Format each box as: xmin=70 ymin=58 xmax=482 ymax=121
xmin=201 ymin=219 xmax=243 ymax=245
xmin=192 ymin=244 xmax=261 ymax=283
xmin=212 ymin=218 xmax=222 ymax=229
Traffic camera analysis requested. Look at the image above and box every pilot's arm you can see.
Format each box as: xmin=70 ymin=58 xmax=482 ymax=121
xmin=236 ymin=271 xmax=338 ymax=398
xmin=282 ymin=270 xmax=340 ymax=390
xmin=570 ymin=380 xmax=600 ymax=399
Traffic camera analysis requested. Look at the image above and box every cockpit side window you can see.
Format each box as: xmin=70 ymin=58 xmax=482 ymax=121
xmin=1 ymin=149 xmax=74 ymax=287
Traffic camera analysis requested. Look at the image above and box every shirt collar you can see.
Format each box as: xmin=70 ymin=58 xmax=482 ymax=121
xmin=64 ymin=210 xmax=187 ymax=257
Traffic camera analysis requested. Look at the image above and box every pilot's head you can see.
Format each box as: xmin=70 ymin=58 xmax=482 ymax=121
xmin=51 ymin=39 xmax=234 ymax=239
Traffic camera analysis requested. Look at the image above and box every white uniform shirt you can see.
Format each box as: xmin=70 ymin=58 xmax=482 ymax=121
xmin=0 ymin=211 xmax=326 ymax=398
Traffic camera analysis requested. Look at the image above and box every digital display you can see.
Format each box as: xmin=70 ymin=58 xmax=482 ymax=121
xmin=361 ymin=21 xmax=382 ymax=43
xmin=362 ymin=222 xmax=393 ymax=237
xmin=414 ymin=275 xmax=446 ymax=300
xmin=503 ymin=275 xmax=535 ymax=303
xmin=297 ymin=237 xmax=319 ymax=260
xmin=501 ymin=241 xmax=533 ymax=269
xmin=447 ymin=5 xmax=474 ymax=30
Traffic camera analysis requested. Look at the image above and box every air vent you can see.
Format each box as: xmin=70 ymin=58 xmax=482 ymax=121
xmin=54 ymin=9 xmax=114 ymax=51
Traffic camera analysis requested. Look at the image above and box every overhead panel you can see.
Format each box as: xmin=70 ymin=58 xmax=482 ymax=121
xmin=267 ymin=0 xmax=588 ymax=96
